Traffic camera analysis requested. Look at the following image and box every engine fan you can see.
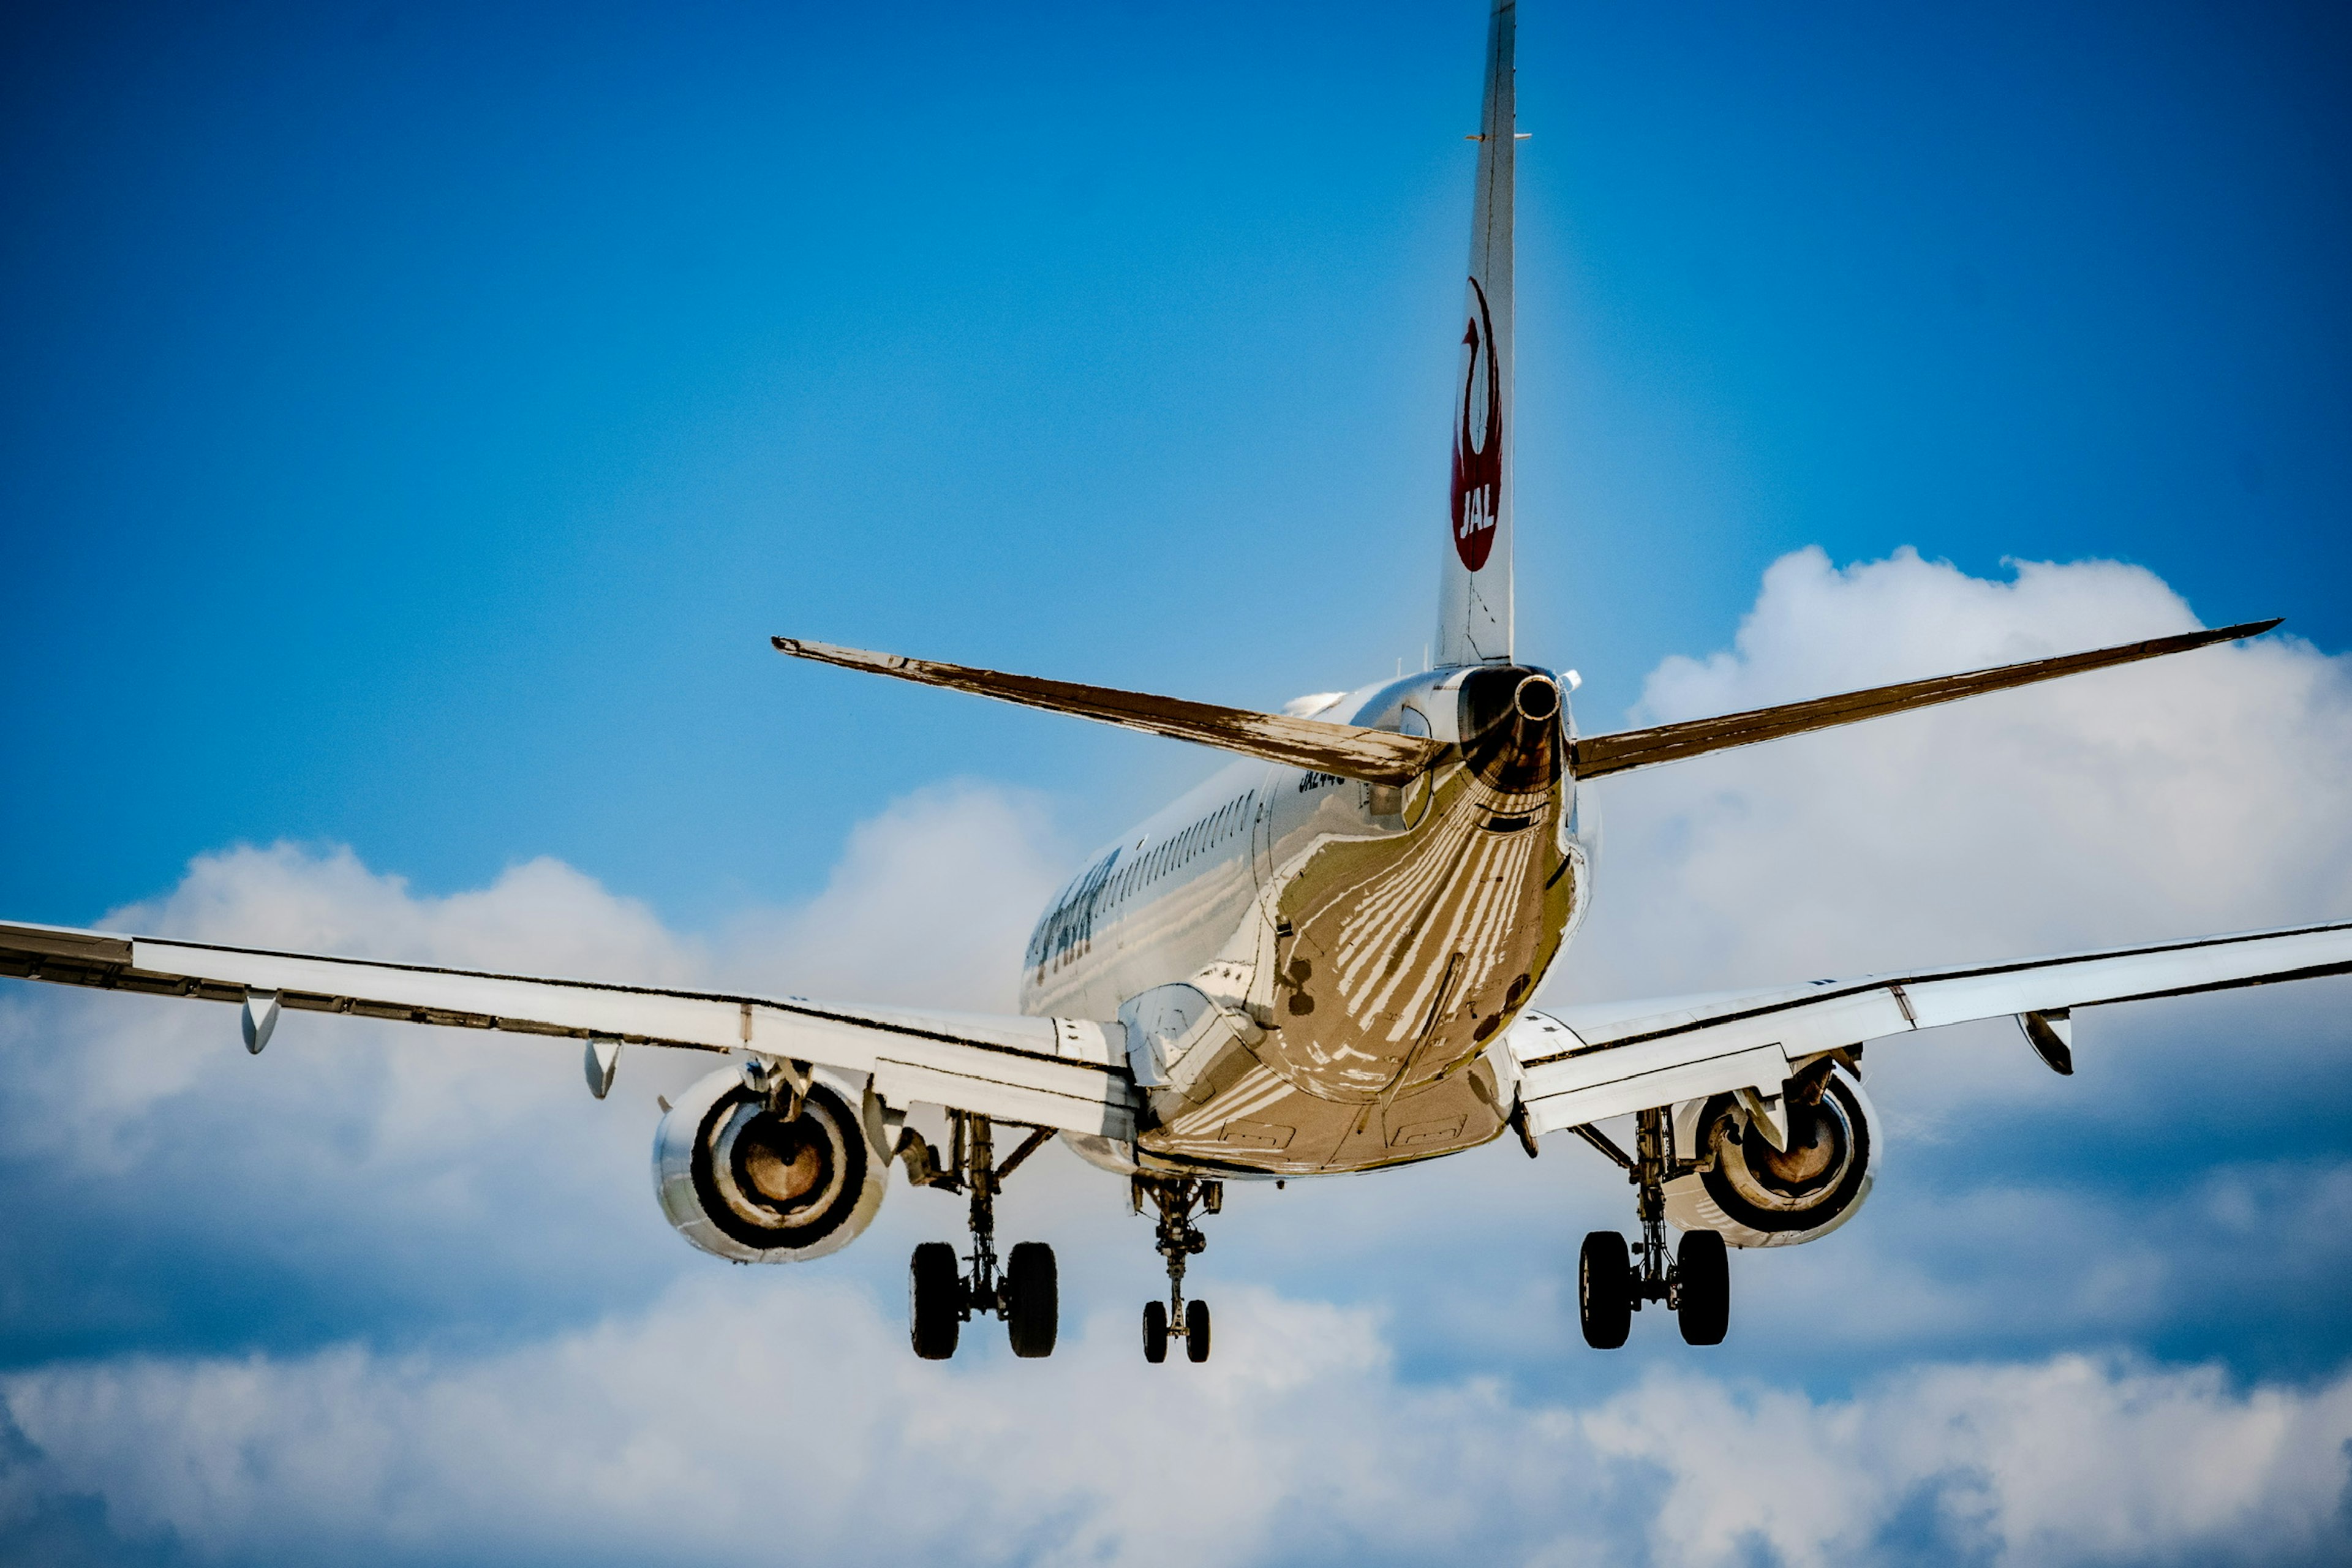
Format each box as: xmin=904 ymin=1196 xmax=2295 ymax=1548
xmin=653 ymin=1064 xmax=891 ymax=1263
xmin=1664 ymin=1065 xmax=1878 ymax=1248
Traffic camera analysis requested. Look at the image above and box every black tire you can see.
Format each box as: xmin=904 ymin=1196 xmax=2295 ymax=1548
xmin=1676 ymin=1229 xmax=1730 ymax=1346
xmin=1578 ymin=1231 xmax=1632 ymax=1350
xmin=1185 ymin=1298 xmax=1211 ymax=1363
xmin=1005 ymin=1242 xmax=1058 ymax=1359
xmin=909 ymin=1242 xmax=962 ymax=1361
xmin=1142 ymin=1299 xmax=1169 ymax=1363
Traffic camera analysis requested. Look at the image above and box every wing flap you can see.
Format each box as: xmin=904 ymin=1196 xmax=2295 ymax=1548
xmin=1520 ymin=1038 xmax=1793 ymax=1133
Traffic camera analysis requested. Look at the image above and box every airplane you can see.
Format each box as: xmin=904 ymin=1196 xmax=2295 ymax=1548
xmin=4 ymin=0 xmax=2347 ymax=1366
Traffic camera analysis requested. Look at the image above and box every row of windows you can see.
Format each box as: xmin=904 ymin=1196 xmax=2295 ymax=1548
xmin=1112 ymin=794 xmax=1252 ymax=907
xmin=1026 ymin=791 xmax=1258 ymax=978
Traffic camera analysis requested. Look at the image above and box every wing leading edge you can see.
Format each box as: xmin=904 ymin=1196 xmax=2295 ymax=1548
xmin=0 ymin=920 xmax=1139 ymax=1140
xmin=1506 ymin=918 xmax=2352 ymax=1136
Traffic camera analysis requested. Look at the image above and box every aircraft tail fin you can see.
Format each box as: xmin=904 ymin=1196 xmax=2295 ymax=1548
xmin=1436 ymin=0 xmax=1517 ymax=668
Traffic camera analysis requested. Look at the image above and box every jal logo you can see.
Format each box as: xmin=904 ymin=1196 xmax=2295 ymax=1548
xmin=1450 ymin=277 xmax=1502 ymax=572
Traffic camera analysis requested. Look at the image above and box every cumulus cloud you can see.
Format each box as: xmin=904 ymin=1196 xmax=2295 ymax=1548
xmin=1555 ymin=546 xmax=2352 ymax=1157
xmin=1585 ymin=1351 xmax=2352 ymax=1568
xmin=1 ymin=548 xmax=2349 ymax=1566
xmin=1564 ymin=546 xmax=2352 ymax=998
xmin=0 ymin=785 xmax=1084 ymax=1366
xmin=713 ymin=780 xmax=1069 ymax=1009
xmin=1 ymin=1280 xmax=2346 ymax=1567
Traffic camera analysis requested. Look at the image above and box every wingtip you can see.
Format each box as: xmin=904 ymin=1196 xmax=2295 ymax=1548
xmin=2207 ymin=617 xmax=2285 ymax=643
xmin=2182 ymin=611 xmax=2277 ymax=639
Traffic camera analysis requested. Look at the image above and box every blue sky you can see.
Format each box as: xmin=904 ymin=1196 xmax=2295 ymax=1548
xmin=5 ymin=0 xmax=2347 ymax=929
xmin=2 ymin=4 xmax=2350 ymax=1564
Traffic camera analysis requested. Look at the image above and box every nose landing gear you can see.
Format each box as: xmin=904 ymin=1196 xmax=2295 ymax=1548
xmin=907 ymin=1112 xmax=1060 ymax=1360
xmin=1135 ymin=1175 xmax=1218 ymax=1363
xmin=1575 ymin=1106 xmax=1732 ymax=1348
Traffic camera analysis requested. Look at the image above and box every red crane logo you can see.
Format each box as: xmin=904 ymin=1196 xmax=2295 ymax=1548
xmin=1451 ymin=277 xmax=1502 ymax=572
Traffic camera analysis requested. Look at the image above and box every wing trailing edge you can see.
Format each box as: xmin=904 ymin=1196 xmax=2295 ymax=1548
xmin=1569 ymin=619 xmax=2280 ymax=780
xmin=771 ymin=636 xmax=1445 ymax=786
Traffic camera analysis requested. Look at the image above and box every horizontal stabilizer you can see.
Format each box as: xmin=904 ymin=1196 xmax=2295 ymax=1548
xmin=1570 ymin=619 xmax=2279 ymax=780
xmin=772 ymin=637 xmax=1444 ymax=786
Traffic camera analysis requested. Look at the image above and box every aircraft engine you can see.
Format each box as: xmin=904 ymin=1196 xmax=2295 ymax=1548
xmin=653 ymin=1063 xmax=890 ymax=1263
xmin=1664 ymin=1066 xmax=1878 ymax=1248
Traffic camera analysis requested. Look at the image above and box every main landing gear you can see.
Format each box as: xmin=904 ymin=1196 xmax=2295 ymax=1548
xmin=1134 ymin=1175 xmax=1219 ymax=1364
xmin=908 ymin=1112 xmax=1059 ymax=1360
xmin=1576 ymin=1107 xmax=1730 ymax=1348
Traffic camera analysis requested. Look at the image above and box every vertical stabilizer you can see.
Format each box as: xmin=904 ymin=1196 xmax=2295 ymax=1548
xmin=1436 ymin=0 xmax=1515 ymax=668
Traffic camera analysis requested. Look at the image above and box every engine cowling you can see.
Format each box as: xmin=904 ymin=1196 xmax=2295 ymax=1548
xmin=653 ymin=1064 xmax=890 ymax=1263
xmin=1664 ymin=1066 xmax=1878 ymax=1248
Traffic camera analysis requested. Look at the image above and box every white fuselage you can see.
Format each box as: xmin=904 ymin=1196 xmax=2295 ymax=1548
xmin=1022 ymin=666 xmax=1596 ymax=1180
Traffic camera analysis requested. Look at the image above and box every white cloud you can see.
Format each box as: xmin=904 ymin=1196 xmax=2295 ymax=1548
xmin=1565 ymin=546 xmax=2352 ymax=1002
xmin=1 ymin=1280 xmax=2346 ymax=1567
xmin=1585 ymin=1351 xmax=2352 ymax=1568
xmin=3 ymin=782 xmax=1063 ymax=1180
xmin=712 ymin=779 xmax=1069 ymax=1010
xmin=1555 ymin=547 xmax=2352 ymax=1151
xmin=0 ymin=784 xmax=1086 ymax=1359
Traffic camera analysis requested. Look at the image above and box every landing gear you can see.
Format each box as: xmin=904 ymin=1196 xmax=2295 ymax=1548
xmin=1577 ymin=1230 xmax=1632 ymax=1349
xmin=1142 ymin=1299 xmax=1169 ymax=1363
xmin=1575 ymin=1106 xmax=1733 ymax=1348
xmin=905 ymin=1112 xmax=1060 ymax=1360
xmin=1006 ymin=1240 xmax=1058 ymax=1358
xmin=1675 ymin=1229 xmax=1728 ymax=1346
xmin=1185 ymin=1297 xmax=1212 ymax=1363
xmin=1134 ymin=1175 xmax=1219 ymax=1364
xmin=910 ymin=1240 xmax=962 ymax=1360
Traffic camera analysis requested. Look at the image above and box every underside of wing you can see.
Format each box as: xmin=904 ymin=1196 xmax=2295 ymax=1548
xmin=1506 ymin=917 xmax=2352 ymax=1136
xmin=0 ymin=921 xmax=1139 ymax=1139
xmin=771 ymin=636 xmax=1444 ymax=786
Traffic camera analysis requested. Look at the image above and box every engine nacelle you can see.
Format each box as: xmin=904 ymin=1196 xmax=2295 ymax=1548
xmin=1664 ymin=1066 xmax=1878 ymax=1248
xmin=653 ymin=1064 xmax=890 ymax=1263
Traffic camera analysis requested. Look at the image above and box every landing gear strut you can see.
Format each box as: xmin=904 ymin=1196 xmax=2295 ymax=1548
xmin=908 ymin=1112 xmax=1058 ymax=1361
xmin=1577 ymin=1107 xmax=1730 ymax=1348
xmin=1134 ymin=1175 xmax=1219 ymax=1363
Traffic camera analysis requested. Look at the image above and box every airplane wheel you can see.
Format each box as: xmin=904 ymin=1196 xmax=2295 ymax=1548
xmin=1006 ymin=1242 xmax=1058 ymax=1359
xmin=1578 ymin=1231 xmax=1632 ymax=1350
xmin=1676 ymin=1229 xmax=1730 ymax=1346
xmin=1185 ymin=1298 xmax=1211 ymax=1363
xmin=910 ymin=1242 xmax=962 ymax=1361
xmin=1142 ymin=1299 xmax=1169 ymax=1363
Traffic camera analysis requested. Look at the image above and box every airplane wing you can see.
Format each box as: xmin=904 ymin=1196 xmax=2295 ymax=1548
xmin=0 ymin=919 xmax=1139 ymax=1140
xmin=1505 ymin=918 xmax=2352 ymax=1136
